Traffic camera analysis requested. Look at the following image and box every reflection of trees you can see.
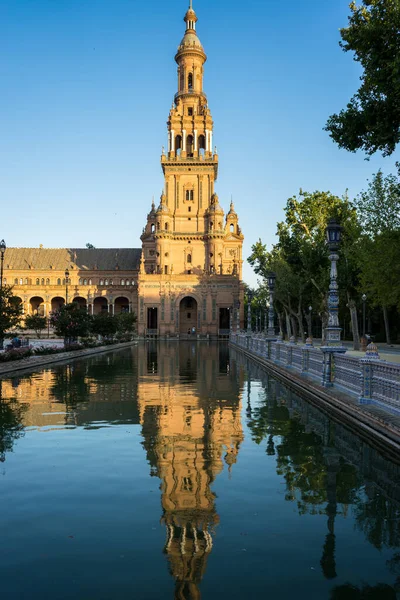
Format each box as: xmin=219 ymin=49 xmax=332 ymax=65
xmin=330 ymin=583 xmax=396 ymax=599
xmin=353 ymin=490 xmax=400 ymax=551
xmin=0 ymin=381 xmax=27 ymax=462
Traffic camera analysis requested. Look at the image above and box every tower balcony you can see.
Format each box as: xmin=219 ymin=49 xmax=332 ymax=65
xmin=174 ymin=89 xmax=207 ymax=104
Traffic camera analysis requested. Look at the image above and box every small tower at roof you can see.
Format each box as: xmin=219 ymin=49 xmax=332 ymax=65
xmin=185 ymin=0 xmax=198 ymax=31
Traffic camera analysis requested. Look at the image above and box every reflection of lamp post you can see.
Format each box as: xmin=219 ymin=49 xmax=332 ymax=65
xmin=236 ymin=300 xmax=240 ymax=332
xmin=362 ymin=293 xmax=367 ymax=338
xmin=267 ymin=272 xmax=276 ymax=337
xmin=321 ymin=218 xmax=346 ymax=386
xmin=65 ymin=268 xmax=69 ymax=304
xmin=0 ymin=239 xmax=6 ymax=350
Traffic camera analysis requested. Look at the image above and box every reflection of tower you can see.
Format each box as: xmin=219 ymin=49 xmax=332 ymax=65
xmin=137 ymin=342 xmax=243 ymax=598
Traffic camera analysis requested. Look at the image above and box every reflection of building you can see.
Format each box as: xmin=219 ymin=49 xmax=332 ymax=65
xmin=3 ymin=4 xmax=244 ymax=338
xmin=138 ymin=342 xmax=243 ymax=598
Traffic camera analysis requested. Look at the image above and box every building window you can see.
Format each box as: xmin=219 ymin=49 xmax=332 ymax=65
xmin=109 ymin=279 xmax=113 ymax=285
xmin=187 ymin=312 xmax=191 ymax=319
xmin=46 ymin=278 xmax=50 ymax=285
xmin=121 ymin=279 xmax=125 ymax=286
xmin=100 ymin=279 xmax=104 ymax=285
xmin=83 ymin=279 xmax=87 ymax=285
xmin=187 ymin=254 xmax=192 ymax=264
xmin=36 ymin=278 xmax=40 ymax=285
xmin=151 ymin=223 xmax=155 ymax=233
xmin=57 ymin=278 xmax=61 ymax=285
xmin=185 ymin=190 xmax=194 ymax=201
xmin=188 ymin=206 xmax=191 ymax=212
xmin=165 ymin=222 xmax=169 ymax=231
xmin=89 ymin=279 xmax=92 ymax=285
xmin=164 ymin=265 xmax=168 ymax=274
xmin=14 ymin=278 xmax=18 ymax=285
xmin=25 ymin=278 xmax=28 ymax=285
xmin=187 ymin=270 xmax=191 ymax=275
xmin=79 ymin=278 xmax=83 ymax=285
xmin=188 ymin=107 xmax=193 ymax=116
xmin=41 ymin=278 xmax=45 ymax=285
xmin=188 ymin=72 xmax=193 ymax=89
xmin=105 ymin=279 xmax=108 ymax=286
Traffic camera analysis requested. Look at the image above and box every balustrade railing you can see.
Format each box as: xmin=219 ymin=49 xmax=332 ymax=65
xmin=229 ymin=332 xmax=400 ymax=416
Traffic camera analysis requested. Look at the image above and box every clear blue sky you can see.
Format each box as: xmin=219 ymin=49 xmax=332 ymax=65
xmin=1 ymin=0 xmax=397 ymax=286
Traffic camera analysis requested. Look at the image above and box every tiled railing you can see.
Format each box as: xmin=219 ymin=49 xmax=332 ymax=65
xmin=230 ymin=332 xmax=400 ymax=415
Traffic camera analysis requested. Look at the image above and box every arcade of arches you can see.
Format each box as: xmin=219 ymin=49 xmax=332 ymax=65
xmin=3 ymin=5 xmax=244 ymax=338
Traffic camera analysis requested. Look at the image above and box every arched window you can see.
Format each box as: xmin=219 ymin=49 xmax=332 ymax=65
xmin=83 ymin=279 xmax=87 ymax=285
xmin=121 ymin=279 xmax=125 ymax=286
xmin=20 ymin=278 xmax=23 ymax=285
xmin=36 ymin=278 xmax=40 ymax=285
xmin=198 ymin=134 xmax=206 ymax=157
xmin=230 ymin=223 xmax=234 ymax=232
xmin=151 ymin=223 xmax=155 ymax=233
xmin=187 ymin=135 xmax=194 ymax=157
xmin=57 ymin=278 xmax=61 ymax=285
xmin=46 ymin=278 xmax=50 ymax=285
xmin=188 ymin=72 xmax=193 ymax=89
xmin=186 ymin=190 xmax=194 ymax=201
xmin=24 ymin=278 xmax=28 ymax=285
xmin=187 ymin=254 xmax=192 ymax=264
xmin=100 ymin=279 xmax=104 ymax=286
xmin=41 ymin=278 xmax=45 ymax=285
xmin=109 ymin=279 xmax=113 ymax=285
xmin=79 ymin=278 xmax=83 ymax=285
xmin=105 ymin=279 xmax=109 ymax=286
xmin=89 ymin=279 xmax=92 ymax=285
xmin=131 ymin=281 xmax=135 ymax=286
xmin=165 ymin=222 xmax=169 ymax=231
xmin=175 ymin=135 xmax=182 ymax=156
xmin=62 ymin=278 xmax=66 ymax=285
xmin=14 ymin=278 xmax=18 ymax=285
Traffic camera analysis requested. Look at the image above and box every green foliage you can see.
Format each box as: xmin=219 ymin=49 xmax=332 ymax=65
xmin=325 ymin=0 xmax=400 ymax=156
xmin=116 ymin=312 xmax=137 ymax=336
xmin=33 ymin=345 xmax=64 ymax=356
xmin=0 ymin=286 xmax=23 ymax=341
xmin=24 ymin=314 xmax=47 ymax=338
xmin=50 ymin=303 xmax=92 ymax=341
xmin=355 ymin=169 xmax=400 ymax=235
xmin=0 ymin=348 xmax=32 ymax=362
xmin=91 ymin=312 xmax=118 ymax=338
xmin=86 ymin=243 xmax=95 ymax=249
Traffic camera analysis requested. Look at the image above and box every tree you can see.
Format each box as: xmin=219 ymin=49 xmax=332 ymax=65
xmin=0 ymin=286 xmax=23 ymax=348
xmin=354 ymin=169 xmax=400 ymax=342
xmin=325 ymin=0 xmax=400 ymax=157
xmin=24 ymin=314 xmax=47 ymax=338
xmin=91 ymin=312 xmax=118 ymax=339
xmin=50 ymin=303 xmax=92 ymax=345
xmin=86 ymin=243 xmax=95 ymax=249
xmin=116 ymin=312 xmax=137 ymax=337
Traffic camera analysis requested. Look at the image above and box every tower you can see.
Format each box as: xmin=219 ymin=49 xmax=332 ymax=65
xmin=138 ymin=3 xmax=244 ymax=337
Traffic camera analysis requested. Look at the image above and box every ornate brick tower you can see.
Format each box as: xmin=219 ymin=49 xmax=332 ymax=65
xmin=138 ymin=2 xmax=244 ymax=337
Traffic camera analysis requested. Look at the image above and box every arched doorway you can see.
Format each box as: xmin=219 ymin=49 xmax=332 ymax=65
xmin=51 ymin=297 xmax=65 ymax=312
xmin=72 ymin=296 xmax=87 ymax=310
xmin=114 ymin=296 xmax=129 ymax=314
xmin=93 ymin=297 xmax=108 ymax=314
xmin=30 ymin=296 xmax=45 ymax=316
xmin=179 ymin=297 xmax=198 ymax=334
xmin=10 ymin=296 xmax=23 ymax=320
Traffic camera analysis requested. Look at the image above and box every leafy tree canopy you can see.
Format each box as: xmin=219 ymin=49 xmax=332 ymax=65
xmin=325 ymin=0 xmax=400 ymax=156
xmin=24 ymin=314 xmax=47 ymax=338
xmin=50 ymin=303 xmax=91 ymax=341
xmin=91 ymin=312 xmax=118 ymax=338
xmin=0 ymin=287 xmax=23 ymax=340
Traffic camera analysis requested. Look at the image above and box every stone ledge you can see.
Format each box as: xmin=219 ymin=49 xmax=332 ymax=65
xmin=231 ymin=343 xmax=400 ymax=462
xmin=0 ymin=341 xmax=137 ymax=378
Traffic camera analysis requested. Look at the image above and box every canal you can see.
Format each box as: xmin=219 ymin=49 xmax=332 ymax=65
xmin=0 ymin=342 xmax=399 ymax=599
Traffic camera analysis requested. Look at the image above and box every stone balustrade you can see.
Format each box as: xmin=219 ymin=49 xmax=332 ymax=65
xmin=230 ymin=332 xmax=400 ymax=415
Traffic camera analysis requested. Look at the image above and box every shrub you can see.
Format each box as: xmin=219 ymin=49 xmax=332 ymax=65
xmin=0 ymin=348 xmax=32 ymax=362
xmin=33 ymin=346 xmax=64 ymax=356
xmin=64 ymin=342 xmax=84 ymax=352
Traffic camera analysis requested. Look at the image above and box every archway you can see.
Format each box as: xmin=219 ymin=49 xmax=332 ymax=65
xmin=51 ymin=297 xmax=65 ymax=312
xmin=114 ymin=296 xmax=130 ymax=314
xmin=10 ymin=296 xmax=23 ymax=318
xmin=93 ymin=297 xmax=108 ymax=315
xmin=179 ymin=297 xmax=198 ymax=334
xmin=30 ymin=296 xmax=45 ymax=316
xmin=72 ymin=296 xmax=87 ymax=310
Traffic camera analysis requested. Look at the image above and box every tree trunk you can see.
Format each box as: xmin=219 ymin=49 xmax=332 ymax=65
xmin=383 ymin=305 xmax=391 ymax=345
xmin=290 ymin=316 xmax=297 ymax=340
xmin=296 ymin=313 xmax=305 ymax=342
xmin=277 ymin=311 xmax=284 ymax=336
xmin=347 ymin=295 xmax=360 ymax=350
xmin=285 ymin=310 xmax=292 ymax=340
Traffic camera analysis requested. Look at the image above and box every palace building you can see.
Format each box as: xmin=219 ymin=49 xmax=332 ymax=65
xmin=4 ymin=3 xmax=244 ymax=338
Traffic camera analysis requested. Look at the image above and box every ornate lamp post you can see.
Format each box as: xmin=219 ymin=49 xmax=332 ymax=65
xmin=264 ymin=302 xmax=268 ymax=334
xmin=267 ymin=272 xmax=276 ymax=337
xmin=65 ymin=268 xmax=70 ymax=304
xmin=362 ymin=293 xmax=367 ymax=338
xmin=321 ymin=218 xmax=346 ymax=386
xmin=247 ymin=292 xmax=252 ymax=334
xmin=0 ymin=239 xmax=6 ymax=350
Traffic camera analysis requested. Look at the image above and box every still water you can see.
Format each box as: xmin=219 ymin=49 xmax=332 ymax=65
xmin=0 ymin=342 xmax=399 ymax=600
